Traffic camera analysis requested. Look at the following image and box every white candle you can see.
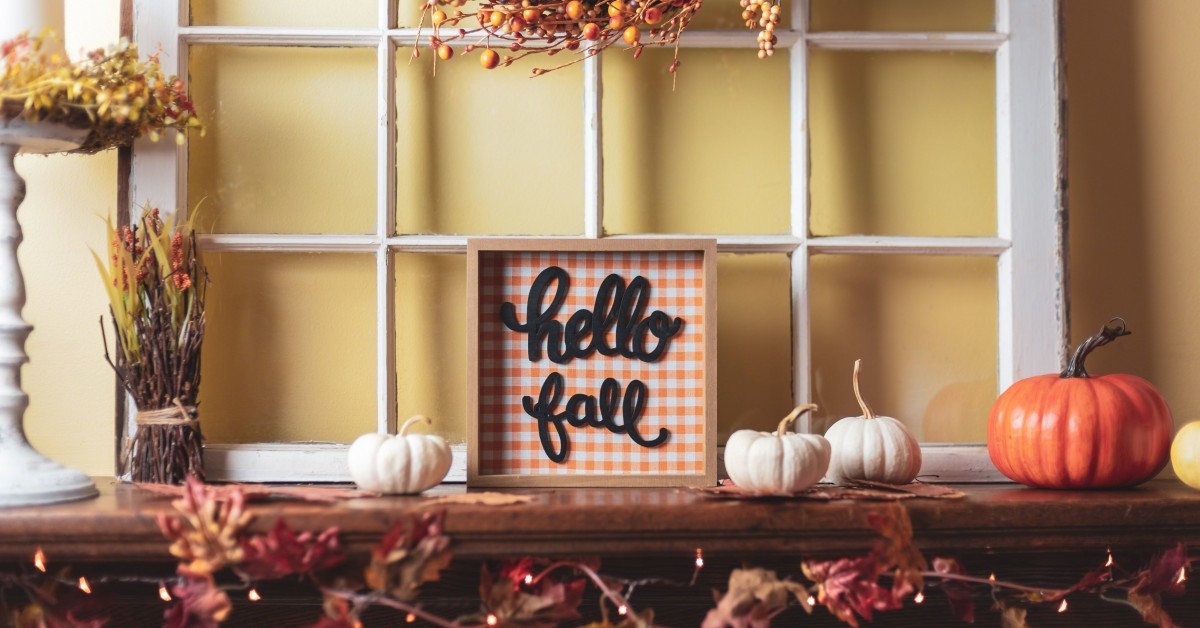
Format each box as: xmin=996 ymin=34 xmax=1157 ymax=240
xmin=0 ymin=0 xmax=65 ymax=44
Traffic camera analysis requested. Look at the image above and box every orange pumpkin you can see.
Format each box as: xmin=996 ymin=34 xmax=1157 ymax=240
xmin=987 ymin=319 xmax=1172 ymax=488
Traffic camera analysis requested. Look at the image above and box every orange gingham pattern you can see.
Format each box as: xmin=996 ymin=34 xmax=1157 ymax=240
xmin=479 ymin=251 xmax=706 ymax=476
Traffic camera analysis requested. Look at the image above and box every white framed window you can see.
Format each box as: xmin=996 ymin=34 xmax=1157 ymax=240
xmin=124 ymin=0 xmax=1063 ymax=482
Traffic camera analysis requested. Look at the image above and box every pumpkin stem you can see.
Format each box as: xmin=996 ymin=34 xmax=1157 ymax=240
xmin=852 ymin=359 xmax=876 ymax=420
xmin=399 ymin=414 xmax=432 ymax=437
xmin=1061 ymin=318 xmax=1131 ymax=378
xmin=776 ymin=404 xmax=819 ymax=437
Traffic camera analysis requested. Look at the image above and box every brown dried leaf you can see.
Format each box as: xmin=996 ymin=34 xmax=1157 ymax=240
xmin=998 ymin=604 xmax=1027 ymax=628
xmin=867 ymin=505 xmax=928 ymax=597
xmin=139 ymin=482 xmax=373 ymax=503
xmin=421 ymin=492 xmax=535 ymax=507
xmin=702 ymin=568 xmax=811 ymax=628
xmin=1128 ymin=590 xmax=1179 ymax=628
xmin=848 ymin=480 xmax=967 ymax=499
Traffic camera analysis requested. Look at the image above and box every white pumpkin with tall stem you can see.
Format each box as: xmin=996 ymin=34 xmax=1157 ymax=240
xmin=724 ymin=404 xmax=830 ymax=493
xmin=348 ymin=415 xmax=453 ymax=494
xmin=824 ymin=360 xmax=923 ymax=485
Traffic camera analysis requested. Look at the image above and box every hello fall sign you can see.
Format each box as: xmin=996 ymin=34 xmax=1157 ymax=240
xmin=467 ymin=239 xmax=717 ymax=487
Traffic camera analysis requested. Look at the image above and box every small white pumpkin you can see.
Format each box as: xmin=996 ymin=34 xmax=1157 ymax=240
xmin=724 ymin=404 xmax=831 ymax=493
xmin=348 ymin=415 xmax=452 ymax=494
xmin=824 ymin=360 xmax=922 ymax=485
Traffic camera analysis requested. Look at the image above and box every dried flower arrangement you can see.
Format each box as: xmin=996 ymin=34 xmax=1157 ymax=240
xmin=95 ymin=209 xmax=208 ymax=484
xmin=416 ymin=0 xmax=782 ymax=76
xmin=0 ymin=33 xmax=203 ymax=153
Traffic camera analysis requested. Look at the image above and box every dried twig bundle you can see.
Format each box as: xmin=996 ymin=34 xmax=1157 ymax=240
xmin=95 ymin=208 xmax=207 ymax=484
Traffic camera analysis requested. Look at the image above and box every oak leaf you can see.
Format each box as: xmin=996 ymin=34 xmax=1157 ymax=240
xmin=702 ymin=567 xmax=811 ymax=628
xmin=479 ymin=560 xmax=585 ymax=628
xmin=364 ymin=510 xmax=453 ymax=602
xmin=240 ymin=519 xmax=345 ymax=580
xmin=802 ymin=547 xmax=901 ymax=627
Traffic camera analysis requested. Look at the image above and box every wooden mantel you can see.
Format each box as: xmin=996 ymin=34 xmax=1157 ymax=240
xmin=2 ymin=479 xmax=1200 ymax=625
xmin=1 ymin=479 xmax=1199 ymax=562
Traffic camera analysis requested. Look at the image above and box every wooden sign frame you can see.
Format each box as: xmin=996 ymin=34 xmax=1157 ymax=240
xmin=465 ymin=238 xmax=710 ymax=489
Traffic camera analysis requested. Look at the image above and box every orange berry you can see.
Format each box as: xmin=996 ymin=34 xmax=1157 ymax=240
xmin=438 ymin=44 xmax=454 ymax=60
xmin=608 ymin=0 xmax=626 ymax=16
xmin=507 ymin=16 xmax=527 ymax=32
xmin=643 ymin=6 xmax=663 ymax=23
xmin=480 ymin=48 xmax=500 ymax=69
xmin=566 ymin=0 xmax=585 ymax=18
xmin=622 ymin=25 xmax=640 ymax=44
xmin=433 ymin=9 xmax=448 ymax=25
xmin=582 ymin=22 xmax=601 ymax=39
xmin=523 ymin=7 xmax=540 ymax=21
xmin=490 ymin=10 xmax=506 ymax=27
xmin=608 ymin=13 xmax=624 ymax=28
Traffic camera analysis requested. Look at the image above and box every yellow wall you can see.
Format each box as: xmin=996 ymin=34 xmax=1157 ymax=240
xmin=19 ymin=1 xmax=1200 ymax=474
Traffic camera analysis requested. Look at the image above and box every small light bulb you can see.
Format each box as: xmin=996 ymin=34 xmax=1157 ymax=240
xmin=1058 ymin=599 xmax=1068 ymax=613
xmin=806 ymin=595 xmax=816 ymax=607
xmin=159 ymin=583 xmax=172 ymax=602
xmin=1177 ymin=567 xmax=1187 ymax=584
xmin=406 ymin=613 xmax=416 ymax=623
xmin=1105 ymin=549 xmax=1114 ymax=568
xmin=486 ymin=614 xmax=498 ymax=626
xmin=33 ymin=548 xmax=46 ymax=572
xmin=913 ymin=592 xmax=924 ymax=604
xmin=524 ymin=574 xmax=533 ymax=585
xmin=988 ymin=572 xmax=996 ymax=582
xmin=618 ymin=605 xmax=628 ymax=616
xmin=248 ymin=588 xmax=261 ymax=602
xmin=78 ymin=577 xmax=91 ymax=594
xmin=695 ymin=548 xmax=705 ymax=569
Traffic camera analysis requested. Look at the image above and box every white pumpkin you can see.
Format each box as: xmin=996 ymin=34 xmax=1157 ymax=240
xmin=824 ymin=360 xmax=922 ymax=485
xmin=348 ymin=415 xmax=452 ymax=494
xmin=724 ymin=404 xmax=831 ymax=493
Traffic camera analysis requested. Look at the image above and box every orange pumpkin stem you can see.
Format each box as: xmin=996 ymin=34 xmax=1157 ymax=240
xmin=852 ymin=359 xmax=876 ymax=420
xmin=399 ymin=415 xmax=432 ymax=437
xmin=1061 ymin=318 xmax=1131 ymax=379
xmin=776 ymin=404 xmax=819 ymax=437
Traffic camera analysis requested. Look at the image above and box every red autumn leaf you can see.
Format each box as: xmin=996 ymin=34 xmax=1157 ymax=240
xmin=1125 ymin=543 xmax=1188 ymax=628
xmin=163 ymin=568 xmax=233 ymax=628
xmin=480 ymin=560 xmax=586 ymax=627
xmin=867 ymin=506 xmax=927 ymax=598
xmin=932 ymin=556 xmax=975 ymax=623
xmin=364 ymin=510 xmax=453 ymax=602
xmin=802 ymin=546 xmax=902 ymax=627
xmin=240 ymin=519 xmax=345 ymax=580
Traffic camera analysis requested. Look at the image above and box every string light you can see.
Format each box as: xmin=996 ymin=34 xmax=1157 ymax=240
xmin=248 ymin=588 xmax=261 ymax=602
xmin=77 ymin=577 xmax=91 ymax=594
xmin=913 ymin=592 xmax=925 ymax=604
xmin=406 ymin=613 xmax=416 ymax=623
xmin=618 ymin=604 xmax=628 ymax=616
xmin=806 ymin=596 xmax=816 ymax=607
xmin=694 ymin=548 xmax=704 ymax=569
xmin=988 ymin=572 xmax=996 ymax=582
xmin=1177 ymin=567 xmax=1187 ymax=584
xmin=33 ymin=548 xmax=46 ymax=572
xmin=486 ymin=614 xmax=498 ymax=626
xmin=1058 ymin=599 xmax=1068 ymax=613
xmin=1105 ymin=548 xmax=1114 ymax=568
xmin=159 ymin=583 xmax=172 ymax=602
xmin=524 ymin=574 xmax=533 ymax=585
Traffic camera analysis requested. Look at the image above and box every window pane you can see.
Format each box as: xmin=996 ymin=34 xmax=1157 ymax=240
xmin=188 ymin=46 xmax=377 ymax=235
xmin=810 ymin=0 xmax=993 ymax=32
xmin=190 ymin=0 xmax=378 ymax=28
xmin=809 ymin=50 xmax=996 ymax=237
xmin=395 ymin=253 xmax=467 ymax=444
xmin=718 ymin=254 xmax=792 ymax=441
xmin=396 ymin=54 xmax=585 ymax=235
xmin=200 ymin=253 xmax=377 ymax=443
xmin=604 ymin=49 xmax=790 ymax=235
xmin=808 ymin=254 xmax=997 ymax=443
